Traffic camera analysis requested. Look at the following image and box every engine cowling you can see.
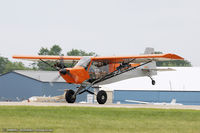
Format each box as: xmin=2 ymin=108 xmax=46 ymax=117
xmin=60 ymin=66 xmax=90 ymax=84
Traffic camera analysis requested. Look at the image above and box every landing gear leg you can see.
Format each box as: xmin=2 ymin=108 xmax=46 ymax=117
xmin=148 ymin=76 xmax=156 ymax=85
xmin=97 ymin=90 xmax=107 ymax=104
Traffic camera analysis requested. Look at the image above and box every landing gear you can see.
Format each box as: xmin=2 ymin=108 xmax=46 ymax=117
xmin=148 ymin=76 xmax=156 ymax=85
xmin=65 ymin=86 xmax=108 ymax=104
xmin=97 ymin=90 xmax=107 ymax=104
xmin=65 ymin=89 xmax=76 ymax=103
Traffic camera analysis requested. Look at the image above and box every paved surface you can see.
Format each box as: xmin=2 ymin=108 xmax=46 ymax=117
xmin=1 ymin=102 xmax=200 ymax=110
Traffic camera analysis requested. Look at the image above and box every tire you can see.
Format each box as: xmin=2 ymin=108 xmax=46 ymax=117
xmin=97 ymin=90 xmax=107 ymax=104
xmin=152 ymin=80 xmax=156 ymax=85
xmin=65 ymin=89 xmax=76 ymax=103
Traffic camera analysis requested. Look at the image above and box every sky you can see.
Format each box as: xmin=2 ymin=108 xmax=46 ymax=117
xmin=0 ymin=0 xmax=200 ymax=66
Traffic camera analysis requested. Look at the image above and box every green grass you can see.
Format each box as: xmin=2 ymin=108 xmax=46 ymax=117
xmin=0 ymin=106 xmax=200 ymax=133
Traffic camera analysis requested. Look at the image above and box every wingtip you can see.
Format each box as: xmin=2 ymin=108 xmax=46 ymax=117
xmin=12 ymin=55 xmax=19 ymax=59
xmin=164 ymin=54 xmax=184 ymax=60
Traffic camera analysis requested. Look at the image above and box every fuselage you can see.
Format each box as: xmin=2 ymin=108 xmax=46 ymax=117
xmin=59 ymin=57 xmax=157 ymax=85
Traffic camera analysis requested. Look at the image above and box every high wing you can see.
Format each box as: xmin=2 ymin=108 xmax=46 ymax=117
xmin=13 ymin=53 xmax=184 ymax=64
xmin=91 ymin=53 xmax=184 ymax=64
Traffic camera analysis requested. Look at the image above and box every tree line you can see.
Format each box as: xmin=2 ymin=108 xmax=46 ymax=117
xmin=0 ymin=45 xmax=191 ymax=74
xmin=0 ymin=57 xmax=30 ymax=74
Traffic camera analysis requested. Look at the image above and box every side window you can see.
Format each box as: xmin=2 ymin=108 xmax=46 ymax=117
xmin=88 ymin=61 xmax=109 ymax=80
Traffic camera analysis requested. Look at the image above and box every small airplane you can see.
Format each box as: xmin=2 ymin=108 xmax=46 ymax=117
xmin=13 ymin=48 xmax=184 ymax=104
xmin=125 ymin=99 xmax=183 ymax=106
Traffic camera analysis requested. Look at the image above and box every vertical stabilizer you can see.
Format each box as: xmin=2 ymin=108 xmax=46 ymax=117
xmin=144 ymin=47 xmax=154 ymax=54
xmin=142 ymin=47 xmax=157 ymax=75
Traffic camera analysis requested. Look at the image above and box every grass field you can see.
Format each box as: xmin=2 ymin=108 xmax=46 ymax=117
xmin=0 ymin=106 xmax=200 ymax=133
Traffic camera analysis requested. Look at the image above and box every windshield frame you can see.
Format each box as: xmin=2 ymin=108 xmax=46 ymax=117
xmin=75 ymin=57 xmax=91 ymax=69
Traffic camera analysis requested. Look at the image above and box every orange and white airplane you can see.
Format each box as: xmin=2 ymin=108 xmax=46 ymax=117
xmin=13 ymin=48 xmax=184 ymax=104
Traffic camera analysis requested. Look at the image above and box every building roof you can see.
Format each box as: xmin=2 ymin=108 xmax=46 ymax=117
xmin=13 ymin=70 xmax=66 ymax=83
xmin=102 ymin=67 xmax=200 ymax=91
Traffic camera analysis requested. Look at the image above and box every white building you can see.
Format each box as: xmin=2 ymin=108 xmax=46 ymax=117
xmin=101 ymin=67 xmax=200 ymax=105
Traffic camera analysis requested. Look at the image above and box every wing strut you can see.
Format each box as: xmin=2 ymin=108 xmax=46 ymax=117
xmin=39 ymin=59 xmax=59 ymax=71
xmin=92 ymin=60 xmax=153 ymax=85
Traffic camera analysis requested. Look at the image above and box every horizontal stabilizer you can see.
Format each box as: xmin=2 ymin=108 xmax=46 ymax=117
xmin=142 ymin=68 xmax=176 ymax=72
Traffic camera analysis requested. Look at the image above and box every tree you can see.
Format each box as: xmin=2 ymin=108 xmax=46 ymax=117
xmin=49 ymin=45 xmax=62 ymax=55
xmin=0 ymin=56 xmax=29 ymax=74
xmin=0 ymin=57 xmax=9 ymax=74
xmin=67 ymin=49 xmax=96 ymax=56
xmin=38 ymin=45 xmax=62 ymax=56
xmin=38 ymin=48 xmax=49 ymax=55
xmin=154 ymin=51 xmax=192 ymax=67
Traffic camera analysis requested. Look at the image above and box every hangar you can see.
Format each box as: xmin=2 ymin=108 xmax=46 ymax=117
xmin=0 ymin=70 xmax=87 ymax=102
xmin=102 ymin=67 xmax=200 ymax=105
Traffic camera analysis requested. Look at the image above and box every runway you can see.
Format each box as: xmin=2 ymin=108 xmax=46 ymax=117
xmin=1 ymin=102 xmax=200 ymax=110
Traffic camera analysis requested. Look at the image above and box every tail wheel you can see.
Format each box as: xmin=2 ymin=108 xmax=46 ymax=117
xmin=65 ymin=89 xmax=76 ymax=103
xmin=152 ymin=80 xmax=156 ymax=85
xmin=97 ymin=90 xmax=107 ymax=104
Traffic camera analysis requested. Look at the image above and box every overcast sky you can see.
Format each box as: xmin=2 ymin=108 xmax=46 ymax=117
xmin=0 ymin=0 xmax=200 ymax=66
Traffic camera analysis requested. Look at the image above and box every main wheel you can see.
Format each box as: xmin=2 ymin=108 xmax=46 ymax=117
xmin=65 ymin=89 xmax=76 ymax=103
xmin=97 ymin=90 xmax=107 ymax=104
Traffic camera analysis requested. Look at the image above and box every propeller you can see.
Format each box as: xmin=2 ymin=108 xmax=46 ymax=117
xmin=43 ymin=56 xmax=67 ymax=86
xmin=54 ymin=56 xmax=66 ymax=70
xmin=40 ymin=56 xmax=74 ymax=86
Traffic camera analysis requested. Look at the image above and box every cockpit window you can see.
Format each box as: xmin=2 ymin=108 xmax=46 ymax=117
xmin=75 ymin=57 xmax=91 ymax=69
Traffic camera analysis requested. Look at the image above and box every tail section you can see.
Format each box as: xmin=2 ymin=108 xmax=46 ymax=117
xmin=143 ymin=47 xmax=176 ymax=72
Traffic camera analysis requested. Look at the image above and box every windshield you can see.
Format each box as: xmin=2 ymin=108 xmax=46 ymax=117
xmin=75 ymin=57 xmax=91 ymax=69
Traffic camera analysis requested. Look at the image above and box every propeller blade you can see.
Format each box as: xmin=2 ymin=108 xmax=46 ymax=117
xmin=49 ymin=74 xmax=61 ymax=86
xmin=60 ymin=56 xmax=65 ymax=69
